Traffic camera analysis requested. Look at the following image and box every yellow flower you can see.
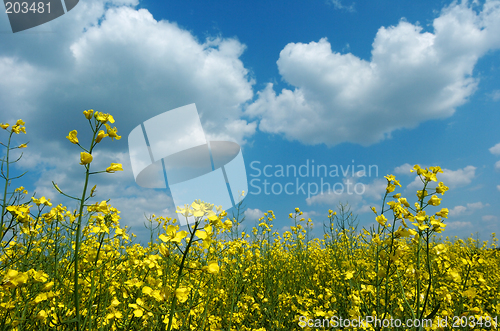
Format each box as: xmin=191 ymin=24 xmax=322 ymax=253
xmin=90 ymin=185 xmax=97 ymax=197
xmin=397 ymin=227 xmax=417 ymax=237
xmin=42 ymin=281 xmax=54 ymax=291
xmin=39 ymin=196 xmax=52 ymax=206
xmin=435 ymin=208 xmax=449 ymax=218
xmin=413 ymin=222 xmax=429 ymax=231
xmin=11 ymin=125 xmax=22 ymax=134
xmin=95 ymin=112 xmax=115 ymax=124
xmin=205 ymin=261 xmax=219 ymax=274
xmin=104 ymin=123 xmax=121 ymax=140
xmin=376 ymin=214 xmax=387 ymax=226
xmin=223 ymin=219 xmax=233 ymax=230
xmin=66 ymin=130 xmax=79 ymax=144
xmin=171 ymin=231 xmax=187 ymax=243
xmin=80 ymin=152 xmax=93 ymax=165
xmin=16 ymin=119 xmax=25 ymax=126
xmin=83 ymin=109 xmax=94 ymax=119
xmin=386 ymin=183 xmax=396 ymax=193
xmin=176 ymin=205 xmax=192 ymax=218
xmin=427 ymin=195 xmax=441 ymax=206
xmin=106 ymin=163 xmax=123 ymax=173
xmin=195 ymin=230 xmax=208 ymax=240
xmin=142 ymin=286 xmax=153 ymax=295
xmin=158 ymin=244 xmax=169 ymax=257
xmin=411 ymin=164 xmax=423 ymax=175
xmin=36 ymin=310 xmax=48 ymax=320
xmin=29 ymin=270 xmax=49 ymax=282
xmin=399 ymin=197 xmax=410 ymax=207
xmin=0 ymin=123 xmax=9 ymax=129
xmin=436 ymin=182 xmax=449 ymax=194
xmin=34 ymin=293 xmax=49 ymax=303
xmin=175 ymin=287 xmax=190 ymax=303
xmin=18 ymin=143 xmax=27 ymax=148
xmin=95 ymin=130 xmax=108 ymax=143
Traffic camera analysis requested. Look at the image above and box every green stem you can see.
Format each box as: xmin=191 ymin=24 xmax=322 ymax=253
xmin=72 ymin=124 xmax=99 ymax=331
xmin=73 ymin=166 xmax=91 ymax=331
xmin=0 ymin=131 xmax=13 ymax=242
xmin=166 ymin=219 xmax=201 ymax=331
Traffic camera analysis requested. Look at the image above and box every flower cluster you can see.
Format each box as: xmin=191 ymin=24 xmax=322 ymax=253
xmin=1 ymin=115 xmax=499 ymax=330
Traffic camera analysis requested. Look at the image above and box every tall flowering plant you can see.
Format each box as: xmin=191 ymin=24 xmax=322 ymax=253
xmin=53 ymin=109 xmax=123 ymax=331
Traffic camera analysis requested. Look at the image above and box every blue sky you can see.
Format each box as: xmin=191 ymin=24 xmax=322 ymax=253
xmin=1 ymin=0 xmax=500 ymax=245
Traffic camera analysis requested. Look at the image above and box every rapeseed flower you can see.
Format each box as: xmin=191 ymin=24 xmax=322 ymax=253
xmin=66 ymin=130 xmax=79 ymax=144
xmin=80 ymin=152 xmax=93 ymax=165
xmin=106 ymin=163 xmax=123 ymax=173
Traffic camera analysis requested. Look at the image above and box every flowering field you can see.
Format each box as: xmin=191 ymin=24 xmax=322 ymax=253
xmin=1 ymin=112 xmax=499 ymax=331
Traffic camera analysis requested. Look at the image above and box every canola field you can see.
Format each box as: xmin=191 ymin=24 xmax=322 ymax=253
xmin=0 ymin=112 xmax=499 ymax=330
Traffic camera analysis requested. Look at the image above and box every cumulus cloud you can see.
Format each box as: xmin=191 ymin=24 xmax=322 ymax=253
xmin=449 ymin=205 xmax=467 ymax=217
xmin=406 ymin=165 xmax=476 ymax=191
xmin=299 ymin=210 xmax=320 ymax=222
xmin=494 ymin=160 xmax=500 ymax=172
xmin=490 ymin=142 xmax=500 ymax=156
xmin=244 ymin=208 xmax=265 ymax=221
xmin=489 ymin=89 xmax=500 ymax=101
xmin=482 ymin=215 xmax=498 ymax=222
xmin=394 ymin=163 xmax=414 ymax=175
xmin=305 ymin=176 xmax=386 ymax=213
xmin=445 ymin=221 xmax=473 ymax=230
xmin=246 ymin=0 xmax=500 ymax=146
xmin=448 ymin=202 xmax=488 ymax=217
xmin=0 ymin=0 xmax=256 ymax=236
xmin=329 ymin=0 xmax=355 ymax=12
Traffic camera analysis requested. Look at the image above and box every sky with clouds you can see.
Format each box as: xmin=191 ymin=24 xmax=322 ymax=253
xmin=1 ymin=0 xmax=499 ymax=244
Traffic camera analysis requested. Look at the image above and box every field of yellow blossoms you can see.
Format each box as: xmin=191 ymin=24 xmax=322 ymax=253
xmin=0 ymin=112 xmax=499 ymax=330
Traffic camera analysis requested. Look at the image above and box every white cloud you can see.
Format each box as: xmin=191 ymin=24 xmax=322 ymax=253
xmin=406 ymin=165 xmax=476 ymax=191
xmin=281 ymin=225 xmax=292 ymax=233
xmin=394 ymin=163 xmax=413 ymax=175
xmin=490 ymin=142 xmax=500 ymax=155
xmin=300 ymin=210 xmax=320 ymax=222
xmin=440 ymin=166 xmax=476 ymax=187
xmin=246 ymin=1 xmax=500 ymax=146
xmin=0 ymin=1 xmax=257 ymax=238
xmin=482 ymin=215 xmax=498 ymax=222
xmin=448 ymin=202 xmax=488 ymax=217
xmin=489 ymin=89 xmax=500 ymax=101
xmin=494 ymin=160 xmax=500 ymax=172
xmin=305 ymin=176 xmax=386 ymax=209
xmin=445 ymin=221 xmax=473 ymax=230
xmin=449 ymin=205 xmax=467 ymax=217
xmin=66 ymin=6 xmax=255 ymax=143
xmin=466 ymin=202 xmax=489 ymax=210
xmin=244 ymin=208 xmax=264 ymax=221
xmin=1 ymin=1 xmax=256 ymax=145
xmin=329 ymin=0 xmax=355 ymax=12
